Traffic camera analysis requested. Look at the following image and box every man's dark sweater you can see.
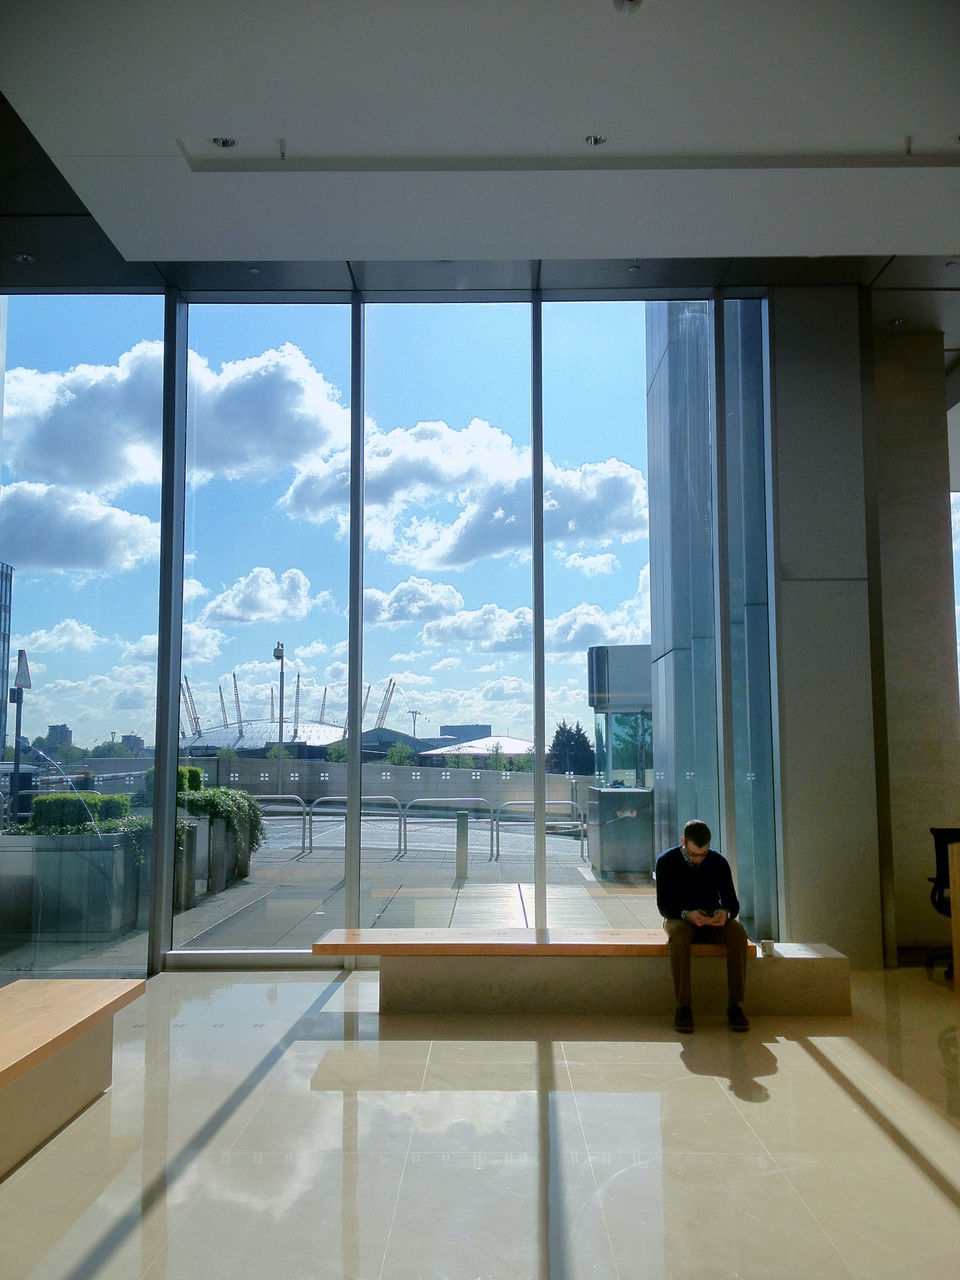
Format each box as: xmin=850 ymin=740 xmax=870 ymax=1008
xmin=655 ymin=845 xmax=740 ymax=921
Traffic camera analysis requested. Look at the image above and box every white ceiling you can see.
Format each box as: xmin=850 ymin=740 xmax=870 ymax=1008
xmin=1 ymin=0 xmax=958 ymax=263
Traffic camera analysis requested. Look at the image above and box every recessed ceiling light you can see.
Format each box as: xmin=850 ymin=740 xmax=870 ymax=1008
xmin=585 ymin=134 xmax=608 ymax=146
xmin=890 ymin=318 xmax=906 ymax=327
xmin=248 ymin=266 xmax=261 ymax=275
xmin=211 ymin=137 xmax=237 ymax=148
xmin=945 ymin=259 xmax=959 ymax=269
xmin=11 ymin=252 xmax=35 ymax=264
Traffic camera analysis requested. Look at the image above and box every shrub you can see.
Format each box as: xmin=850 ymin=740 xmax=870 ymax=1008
xmin=97 ymin=794 xmax=131 ymax=820
xmin=135 ymin=764 xmax=205 ymax=806
xmin=30 ymin=791 xmax=129 ymax=828
xmin=178 ymin=786 xmax=265 ymax=854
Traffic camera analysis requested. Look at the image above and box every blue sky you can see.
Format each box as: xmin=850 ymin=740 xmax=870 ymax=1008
xmin=1 ymin=296 xmax=648 ymax=748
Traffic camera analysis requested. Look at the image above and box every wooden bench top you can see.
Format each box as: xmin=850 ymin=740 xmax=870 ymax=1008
xmin=0 ymin=978 xmax=146 ymax=1090
xmin=313 ymin=927 xmax=757 ymax=958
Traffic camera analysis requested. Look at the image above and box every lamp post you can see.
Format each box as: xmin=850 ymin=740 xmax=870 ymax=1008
xmin=273 ymin=641 xmax=285 ymax=794
xmin=9 ymin=649 xmax=31 ymax=823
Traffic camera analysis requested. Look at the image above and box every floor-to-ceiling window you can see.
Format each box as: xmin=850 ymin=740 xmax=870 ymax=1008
xmin=542 ymin=301 xmax=657 ymax=903
xmin=361 ymin=303 xmax=533 ymax=926
xmin=0 ymin=295 xmax=163 ymax=972
xmin=176 ymin=303 xmax=352 ymax=951
xmin=1 ymin=289 xmax=780 ymax=970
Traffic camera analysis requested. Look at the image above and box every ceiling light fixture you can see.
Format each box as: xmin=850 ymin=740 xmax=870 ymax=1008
xmin=11 ymin=252 xmax=35 ymax=264
xmin=585 ymin=134 xmax=608 ymax=146
xmin=211 ymin=137 xmax=237 ymax=148
xmin=613 ymin=0 xmax=643 ymax=11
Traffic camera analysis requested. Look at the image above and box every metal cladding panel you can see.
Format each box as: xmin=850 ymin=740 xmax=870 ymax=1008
xmin=587 ymin=645 xmax=652 ymax=711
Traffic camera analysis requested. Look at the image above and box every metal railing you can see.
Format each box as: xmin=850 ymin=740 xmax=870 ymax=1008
xmin=308 ymin=795 xmax=403 ymax=859
xmin=401 ymin=796 xmax=495 ymax=860
xmin=254 ymin=794 xmax=308 ymax=858
xmin=495 ymin=799 xmax=586 ymax=861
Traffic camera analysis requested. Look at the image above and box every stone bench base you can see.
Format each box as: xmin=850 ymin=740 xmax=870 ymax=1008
xmin=0 ymin=978 xmax=145 ymax=1180
xmin=312 ymin=930 xmax=850 ymax=1016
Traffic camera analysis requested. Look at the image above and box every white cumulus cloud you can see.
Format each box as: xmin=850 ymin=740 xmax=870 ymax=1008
xmin=0 ymin=482 xmax=159 ymax=573
xmin=3 ymin=341 xmax=350 ymax=494
xmin=363 ymin=577 xmax=464 ymax=628
xmin=12 ymin=618 xmax=104 ymax=653
xmin=200 ymin=567 xmax=332 ymax=626
xmin=3 ymin=342 xmax=163 ymax=492
xmin=561 ymin=551 xmax=620 ymax=576
xmin=281 ymin=417 xmax=647 ymax=572
xmin=420 ymin=604 xmax=533 ymax=653
xmin=121 ymin=621 xmax=226 ymax=665
xmin=187 ymin=344 xmax=349 ymax=483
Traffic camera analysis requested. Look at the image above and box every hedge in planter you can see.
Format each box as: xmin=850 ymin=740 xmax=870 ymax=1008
xmin=31 ymin=792 xmax=131 ymax=829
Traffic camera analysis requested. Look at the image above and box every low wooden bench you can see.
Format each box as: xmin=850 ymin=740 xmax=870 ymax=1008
xmin=312 ymin=926 xmax=757 ymax=959
xmin=0 ymin=978 xmax=146 ymax=1179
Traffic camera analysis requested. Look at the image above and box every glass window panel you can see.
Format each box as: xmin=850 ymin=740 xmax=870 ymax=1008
xmin=646 ymin=301 xmax=719 ymax=856
xmin=362 ymin=303 xmax=532 ymax=928
xmin=543 ymin=302 xmax=653 ymax=901
xmin=175 ymin=304 xmax=351 ymax=950
xmin=723 ymin=298 xmax=778 ymax=937
xmin=0 ymin=295 xmax=163 ymax=974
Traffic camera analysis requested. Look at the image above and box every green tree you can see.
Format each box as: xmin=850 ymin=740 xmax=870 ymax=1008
xmin=513 ymin=752 xmax=534 ymax=772
xmin=385 ymin=742 xmax=415 ymax=765
xmin=89 ymin=739 xmax=129 ymax=758
xmin=444 ymin=754 xmax=475 ymax=769
xmin=217 ymin=747 xmax=238 ymax=759
xmin=487 ymin=742 xmax=508 ymax=770
xmin=546 ymin=719 xmax=595 ymax=775
xmin=325 ymin=742 xmax=348 ymax=763
xmin=30 ymin=735 xmax=86 ymax=767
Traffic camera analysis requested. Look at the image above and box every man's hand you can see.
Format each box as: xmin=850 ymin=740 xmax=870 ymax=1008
xmin=688 ymin=909 xmax=727 ymax=927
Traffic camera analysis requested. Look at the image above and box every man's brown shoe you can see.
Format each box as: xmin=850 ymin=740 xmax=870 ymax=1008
xmin=727 ymin=1003 xmax=750 ymax=1032
xmin=674 ymin=1005 xmax=694 ymax=1033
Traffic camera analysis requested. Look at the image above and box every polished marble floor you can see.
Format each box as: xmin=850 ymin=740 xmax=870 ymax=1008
xmin=2 ymin=967 xmax=960 ymax=1280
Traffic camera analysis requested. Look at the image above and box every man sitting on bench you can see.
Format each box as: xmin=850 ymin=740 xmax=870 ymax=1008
xmin=656 ymin=819 xmax=750 ymax=1034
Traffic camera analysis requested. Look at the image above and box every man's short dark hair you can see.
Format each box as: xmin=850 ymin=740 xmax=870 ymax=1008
xmin=683 ymin=819 xmax=711 ymax=848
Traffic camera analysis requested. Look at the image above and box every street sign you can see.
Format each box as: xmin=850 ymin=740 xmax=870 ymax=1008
xmin=14 ymin=649 xmax=31 ymax=689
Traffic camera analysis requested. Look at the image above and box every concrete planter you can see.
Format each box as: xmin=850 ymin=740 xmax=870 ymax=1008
xmin=0 ymin=834 xmax=140 ymax=940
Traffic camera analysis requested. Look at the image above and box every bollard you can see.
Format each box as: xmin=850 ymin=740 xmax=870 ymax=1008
xmin=456 ymin=810 xmax=469 ymax=879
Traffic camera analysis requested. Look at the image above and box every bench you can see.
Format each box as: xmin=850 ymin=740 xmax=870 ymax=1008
xmin=312 ymin=927 xmax=850 ymax=1016
xmin=0 ymin=978 xmax=146 ymax=1179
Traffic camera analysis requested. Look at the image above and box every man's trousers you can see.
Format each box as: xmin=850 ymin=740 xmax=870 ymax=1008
xmin=662 ymin=917 xmax=748 ymax=1008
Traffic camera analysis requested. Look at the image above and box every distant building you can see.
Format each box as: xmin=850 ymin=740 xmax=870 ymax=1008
xmin=439 ymin=724 xmax=491 ymax=745
xmin=0 ymin=562 xmax=11 ymax=757
xmin=120 ymin=732 xmax=145 ymax=754
xmin=419 ymin=735 xmax=534 ymax=762
xmin=46 ymin=723 xmax=73 ymax=751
